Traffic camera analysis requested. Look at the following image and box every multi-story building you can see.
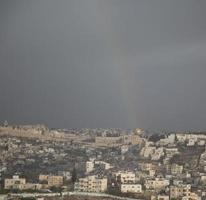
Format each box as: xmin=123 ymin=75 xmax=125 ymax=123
xmin=165 ymin=148 xmax=179 ymax=159
xmin=17 ymin=183 xmax=42 ymax=190
xmin=123 ymin=134 xmax=143 ymax=145
xmin=121 ymin=184 xmax=142 ymax=193
xmin=74 ymin=175 xmax=107 ymax=193
xmin=187 ymin=138 xmax=196 ymax=146
xmin=158 ymin=134 xmax=176 ymax=146
xmin=114 ymin=171 xmax=136 ymax=184
xmin=86 ymin=161 xmax=94 ymax=173
xmin=140 ymin=146 xmax=156 ymax=158
xmin=171 ymin=164 xmax=183 ymax=175
xmin=182 ymin=192 xmax=201 ymax=200
xmin=95 ymin=133 xmax=142 ymax=147
xmin=170 ymin=184 xmax=191 ymax=199
xmin=39 ymin=175 xmax=63 ymax=187
xmin=151 ymin=147 xmax=164 ymax=160
xmin=4 ymin=175 xmax=26 ymax=189
xmin=139 ymin=163 xmax=155 ymax=171
xmin=95 ymin=136 xmax=122 ymax=147
xmin=145 ymin=178 xmax=169 ymax=190
xmin=4 ymin=175 xmax=42 ymax=190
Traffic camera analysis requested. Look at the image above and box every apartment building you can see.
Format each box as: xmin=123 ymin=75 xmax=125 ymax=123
xmin=145 ymin=178 xmax=169 ymax=190
xmin=74 ymin=175 xmax=107 ymax=193
xmin=182 ymin=192 xmax=201 ymax=200
xmin=114 ymin=171 xmax=136 ymax=183
xmin=139 ymin=163 xmax=155 ymax=171
xmin=170 ymin=184 xmax=191 ymax=199
xmin=140 ymin=146 xmax=156 ymax=158
xmin=39 ymin=175 xmax=63 ymax=187
xmin=4 ymin=175 xmax=26 ymax=189
xmin=121 ymin=184 xmax=142 ymax=193
xmin=4 ymin=175 xmax=42 ymax=190
xmin=123 ymin=134 xmax=143 ymax=145
xmin=95 ymin=133 xmax=142 ymax=147
xmin=95 ymin=136 xmax=122 ymax=147
xmin=86 ymin=161 xmax=94 ymax=173
xmin=171 ymin=164 xmax=183 ymax=175
xmin=151 ymin=147 xmax=164 ymax=160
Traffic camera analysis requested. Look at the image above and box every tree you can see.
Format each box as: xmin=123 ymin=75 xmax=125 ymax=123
xmin=174 ymin=134 xmax=178 ymax=142
xmin=50 ymin=186 xmax=62 ymax=193
xmin=71 ymin=167 xmax=77 ymax=184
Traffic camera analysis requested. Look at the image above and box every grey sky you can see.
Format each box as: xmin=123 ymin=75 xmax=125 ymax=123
xmin=0 ymin=0 xmax=206 ymax=131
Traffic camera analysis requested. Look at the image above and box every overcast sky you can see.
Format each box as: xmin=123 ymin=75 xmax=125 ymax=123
xmin=0 ymin=0 xmax=206 ymax=131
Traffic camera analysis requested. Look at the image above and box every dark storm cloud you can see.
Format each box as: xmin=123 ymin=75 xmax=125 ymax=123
xmin=0 ymin=0 xmax=206 ymax=131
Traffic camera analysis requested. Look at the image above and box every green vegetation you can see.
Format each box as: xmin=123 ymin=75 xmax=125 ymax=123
xmin=71 ymin=167 xmax=77 ymax=184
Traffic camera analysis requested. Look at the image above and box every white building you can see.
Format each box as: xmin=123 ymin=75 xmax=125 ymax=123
xmin=165 ymin=148 xmax=179 ymax=158
xmin=198 ymin=140 xmax=205 ymax=146
xmin=86 ymin=161 xmax=94 ymax=173
xmin=121 ymin=145 xmax=129 ymax=154
xmin=187 ymin=138 xmax=196 ymax=146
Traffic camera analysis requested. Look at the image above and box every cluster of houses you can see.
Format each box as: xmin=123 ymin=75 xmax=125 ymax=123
xmin=73 ymin=132 xmax=206 ymax=199
xmin=4 ymin=174 xmax=64 ymax=191
xmin=0 ymin=125 xmax=206 ymax=199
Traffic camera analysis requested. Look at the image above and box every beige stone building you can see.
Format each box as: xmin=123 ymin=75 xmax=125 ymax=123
xmin=170 ymin=184 xmax=191 ymax=199
xmin=95 ymin=136 xmax=122 ymax=147
xmin=151 ymin=195 xmax=170 ymax=200
xmin=39 ymin=175 xmax=63 ymax=187
xmin=114 ymin=171 xmax=136 ymax=184
xmin=95 ymin=133 xmax=142 ymax=147
xmin=86 ymin=161 xmax=94 ymax=173
xmin=145 ymin=178 xmax=169 ymax=190
xmin=139 ymin=163 xmax=154 ymax=171
xmin=4 ymin=175 xmax=42 ymax=190
xmin=123 ymin=134 xmax=143 ymax=145
xmin=171 ymin=164 xmax=183 ymax=175
xmin=4 ymin=175 xmax=26 ymax=189
xmin=121 ymin=184 xmax=142 ymax=193
xmin=157 ymin=195 xmax=169 ymax=200
xmin=182 ymin=192 xmax=201 ymax=200
xmin=74 ymin=175 xmax=107 ymax=193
